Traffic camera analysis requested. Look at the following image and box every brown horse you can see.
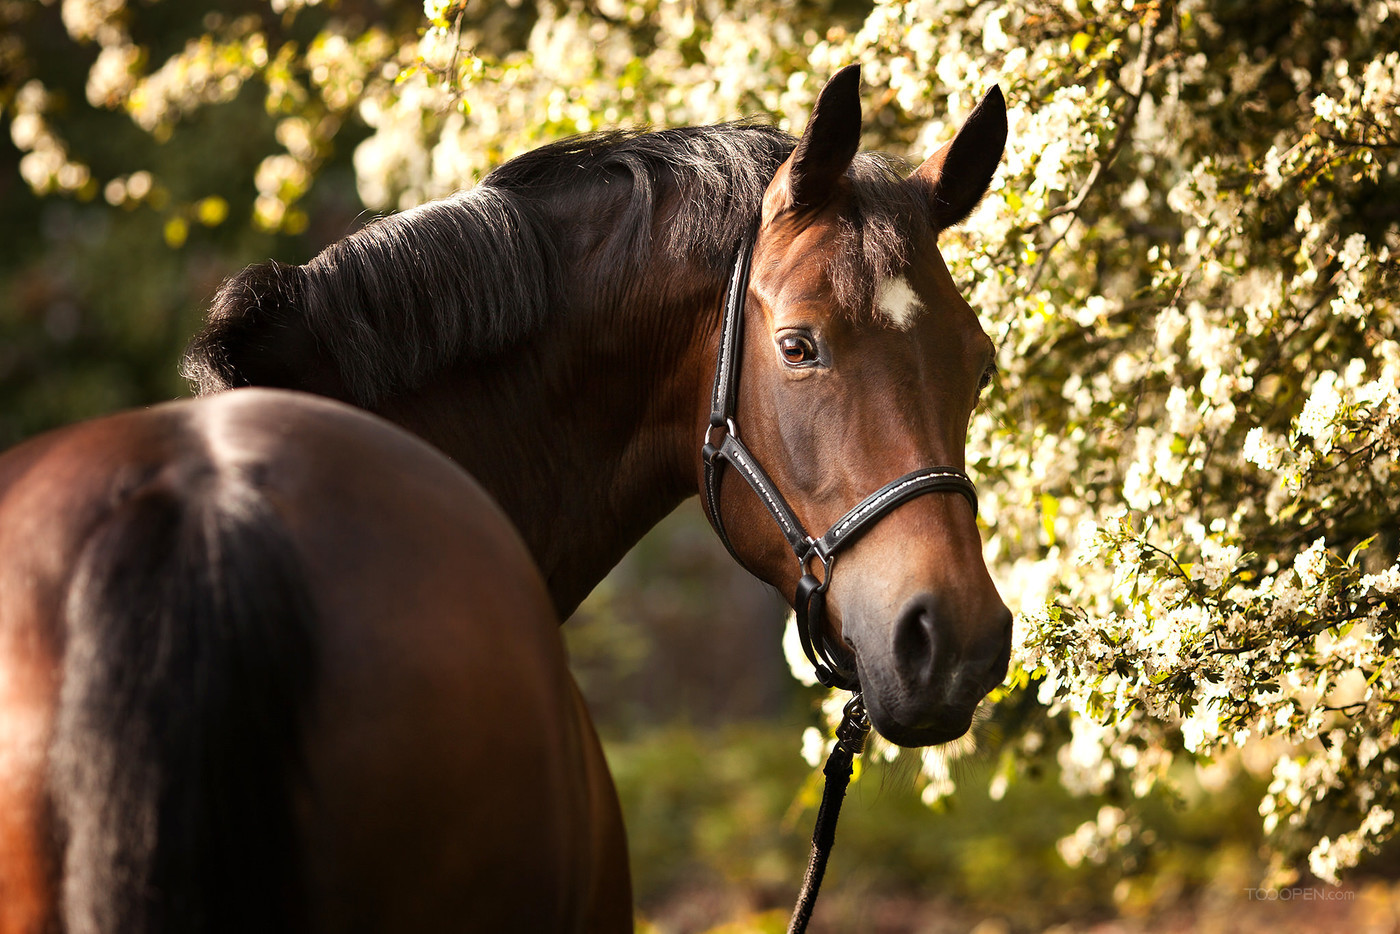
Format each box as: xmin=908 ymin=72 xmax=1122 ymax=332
xmin=187 ymin=65 xmax=1011 ymax=747
xmin=0 ymin=389 xmax=628 ymax=933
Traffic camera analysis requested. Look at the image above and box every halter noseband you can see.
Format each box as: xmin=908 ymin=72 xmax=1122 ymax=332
xmin=700 ymin=229 xmax=979 ymax=692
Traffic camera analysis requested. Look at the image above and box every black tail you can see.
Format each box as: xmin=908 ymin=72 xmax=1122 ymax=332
xmin=50 ymin=470 xmax=317 ymax=934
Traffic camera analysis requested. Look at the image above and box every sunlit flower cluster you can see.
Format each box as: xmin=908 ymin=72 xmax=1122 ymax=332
xmin=1057 ymin=805 xmax=1139 ymax=868
xmin=13 ymin=1 xmax=394 ymax=233
xmin=350 ymin=0 xmax=829 ymax=211
xmin=8 ymin=80 xmax=92 ymax=196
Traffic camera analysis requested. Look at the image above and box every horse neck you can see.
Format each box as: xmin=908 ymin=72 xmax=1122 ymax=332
xmin=374 ymin=279 xmax=721 ymax=619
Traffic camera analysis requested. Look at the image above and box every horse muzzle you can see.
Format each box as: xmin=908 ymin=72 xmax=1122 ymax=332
xmin=849 ymin=592 xmax=1012 ymax=748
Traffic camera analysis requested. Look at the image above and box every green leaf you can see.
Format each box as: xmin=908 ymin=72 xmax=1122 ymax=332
xmin=1347 ymin=535 xmax=1378 ymax=565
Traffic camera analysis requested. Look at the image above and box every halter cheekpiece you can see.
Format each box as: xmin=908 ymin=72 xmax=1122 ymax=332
xmin=700 ymin=227 xmax=979 ymax=692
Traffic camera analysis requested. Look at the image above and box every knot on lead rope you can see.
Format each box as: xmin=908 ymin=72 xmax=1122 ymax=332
xmin=833 ymin=694 xmax=870 ymax=758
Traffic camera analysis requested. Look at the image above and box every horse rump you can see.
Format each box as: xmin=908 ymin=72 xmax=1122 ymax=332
xmin=49 ymin=471 xmax=316 ymax=934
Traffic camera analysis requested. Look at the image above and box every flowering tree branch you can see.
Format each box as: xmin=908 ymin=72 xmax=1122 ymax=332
xmin=1027 ymin=2 xmax=1163 ymax=292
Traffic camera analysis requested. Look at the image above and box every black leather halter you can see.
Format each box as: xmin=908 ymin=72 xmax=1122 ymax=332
xmin=700 ymin=229 xmax=979 ymax=691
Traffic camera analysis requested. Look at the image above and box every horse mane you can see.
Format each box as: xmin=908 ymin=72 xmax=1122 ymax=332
xmin=185 ymin=123 xmax=931 ymax=406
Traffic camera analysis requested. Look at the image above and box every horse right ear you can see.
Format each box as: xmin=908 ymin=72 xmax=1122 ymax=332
xmin=763 ymin=65 xmax=863 ymax=222
xmin=910 ymin=86 xmax=1007 ymax=231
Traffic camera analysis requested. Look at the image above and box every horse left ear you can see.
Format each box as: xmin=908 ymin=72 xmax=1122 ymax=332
xmin=911 ymin=86 xmax=1008 ymax=230
xmin=764 ymin=65 xmax=863 ymax=221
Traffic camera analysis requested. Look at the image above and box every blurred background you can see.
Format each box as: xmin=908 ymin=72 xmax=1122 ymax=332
xmin=5 ymin=0 xmax=1400 ymax=930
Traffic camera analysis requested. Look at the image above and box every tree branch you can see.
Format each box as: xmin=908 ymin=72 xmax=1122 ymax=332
xmin=1316 ymin=132 xmax=1400 ymax=151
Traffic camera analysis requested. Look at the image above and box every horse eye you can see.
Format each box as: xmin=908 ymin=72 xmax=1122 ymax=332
xmin=778 ymin=335 xmax=817 ymax=366
xmin=978 ymin=364 xmax=997 ymax=395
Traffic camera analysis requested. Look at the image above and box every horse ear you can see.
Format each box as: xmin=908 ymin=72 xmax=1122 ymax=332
xmin=763 ymin=65 xmax=863 ymax=220
xmin=911 ymin=86 xmax=1007 ymax=230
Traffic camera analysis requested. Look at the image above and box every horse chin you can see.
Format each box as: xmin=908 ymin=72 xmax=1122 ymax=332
xmin=853 ymin=656 xmax=977 ymax=749
xmin=867 ymin=701 xmax=974 ymax=748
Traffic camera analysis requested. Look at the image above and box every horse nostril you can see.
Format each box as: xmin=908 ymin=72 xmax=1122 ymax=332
xmin=890 ymin=596 xmax=1013 ymax=694
xmin=892 ymin=594 xmax=943 ymax=686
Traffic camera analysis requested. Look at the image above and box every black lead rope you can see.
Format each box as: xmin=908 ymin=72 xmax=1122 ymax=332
xmin=788 ymin=695 xmax=870 ymax=934
xmin=698 ymin=230 xmax=981 ymax=931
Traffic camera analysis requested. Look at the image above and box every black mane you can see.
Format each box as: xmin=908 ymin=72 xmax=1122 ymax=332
xmin=184 ymin=123 xmax=929 ymax=405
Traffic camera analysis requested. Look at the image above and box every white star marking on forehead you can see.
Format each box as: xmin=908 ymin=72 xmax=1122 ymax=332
xmin=874 ymin=276 xmax=924 ymax=330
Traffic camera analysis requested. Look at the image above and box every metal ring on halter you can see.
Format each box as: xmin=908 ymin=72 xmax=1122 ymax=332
xmin=701 ymin=418 xmax=738 ymax=464
xmin=800 ymin=543 xmax=834 ymax=592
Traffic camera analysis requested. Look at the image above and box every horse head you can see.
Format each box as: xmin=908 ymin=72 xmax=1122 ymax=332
xmin=704 ymin=66 xmax=1011 ymax=747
